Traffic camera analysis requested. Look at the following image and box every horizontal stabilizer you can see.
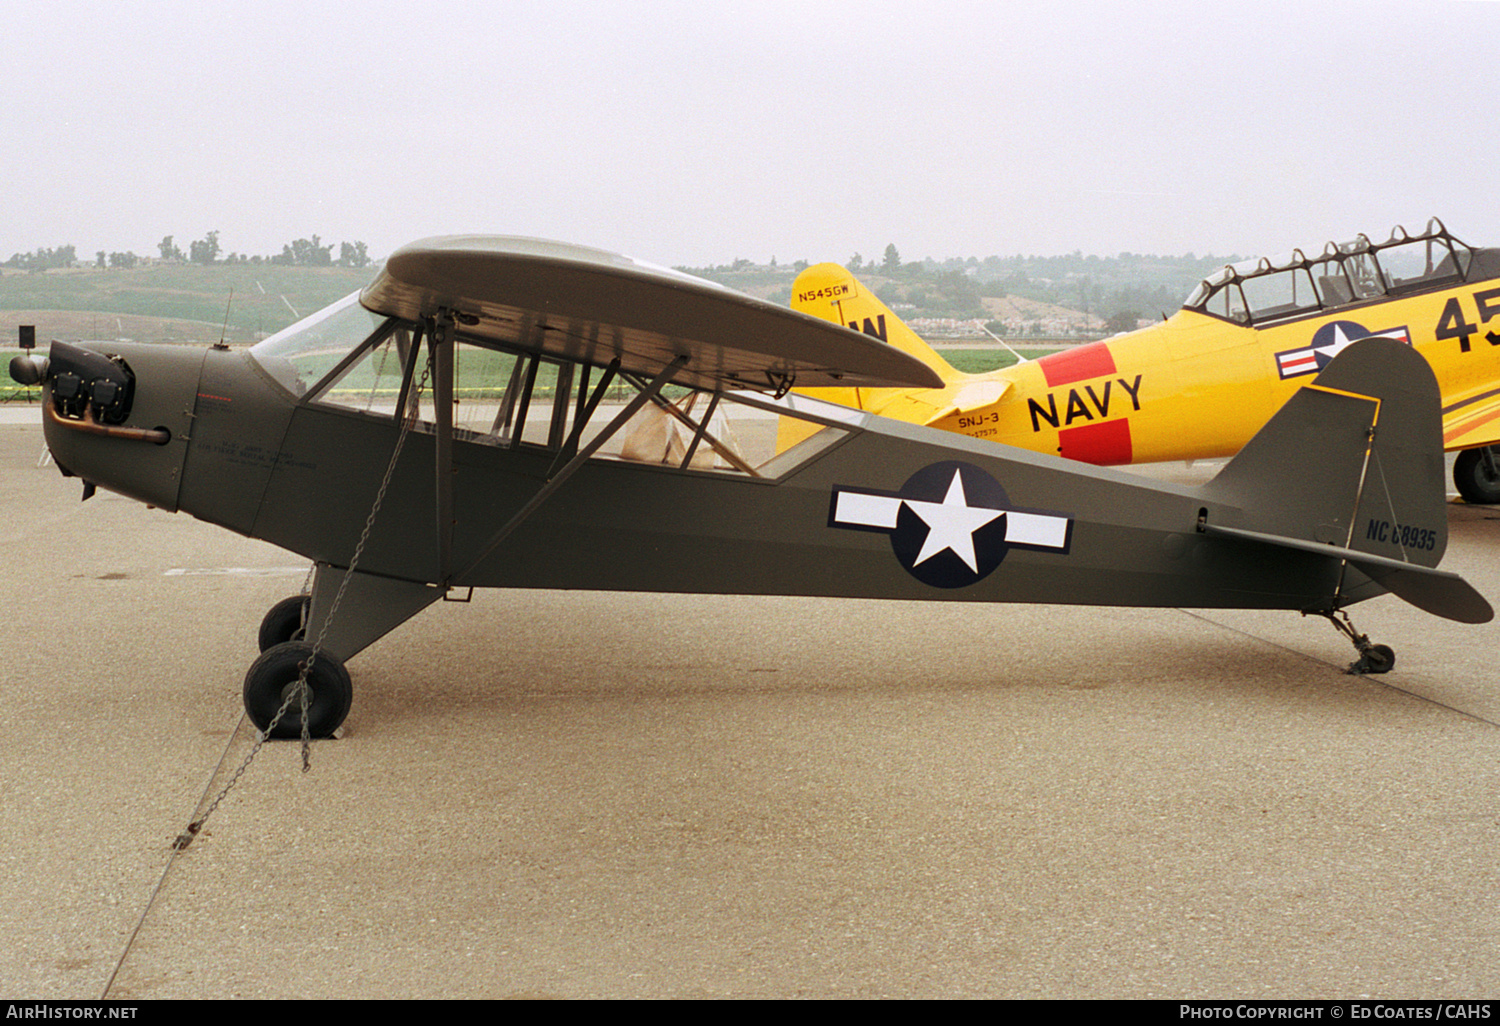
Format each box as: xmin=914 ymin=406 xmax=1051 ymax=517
xmin=924 ymin=379 xmax=1013 ymax=424
xmin=1354 ymin=560 xmax=1496 ymax=624
xmin=1202 ymin=522 xmax=1493 ymax=624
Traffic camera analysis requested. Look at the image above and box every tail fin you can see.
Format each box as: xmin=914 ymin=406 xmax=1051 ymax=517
xmin=790 ymin=264 xmax=962 ymax=385
xmin=776 ymin=263 xmax=966 ymax=451
xmin=1200 ymin=337 xmax=1490 ymax=622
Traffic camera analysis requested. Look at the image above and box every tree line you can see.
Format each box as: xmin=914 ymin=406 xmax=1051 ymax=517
xmin=680 ymin=242 xmax=1239 ymax=326
xmin=4 ymin=233 xmax=372 ymax=271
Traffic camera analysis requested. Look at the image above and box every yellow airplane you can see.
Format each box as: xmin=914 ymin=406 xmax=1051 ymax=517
xmin=787 ymin=218 xmax=1500 ymax=503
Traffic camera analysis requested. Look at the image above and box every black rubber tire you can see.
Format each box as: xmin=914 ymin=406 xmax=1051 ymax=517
xmin=258 ymin=595 xmax=310 ymax=652
xmin=1454 ymin=447 xmax=1500 ymax=505
xmin=1362 ymin=644 xmax=1396 ymax=675
xmin=243 ymin=642 xmax=352 ymax=739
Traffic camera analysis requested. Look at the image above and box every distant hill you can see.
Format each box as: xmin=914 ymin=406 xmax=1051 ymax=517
xmin=0 ymin=248 xmax=1240 ymax=349
xmin=0 ymin=264 xmax=370 ymax=346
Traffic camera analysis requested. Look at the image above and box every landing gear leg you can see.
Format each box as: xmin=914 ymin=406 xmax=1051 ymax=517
xmin=1312 ymin=608 xmax=1395 ymax=675
xmin=241 ymin=564 xmax=444 ymax=738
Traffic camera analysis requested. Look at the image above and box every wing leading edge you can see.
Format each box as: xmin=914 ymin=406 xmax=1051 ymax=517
xmin=360 ymin=236 xmax=945 ymax=394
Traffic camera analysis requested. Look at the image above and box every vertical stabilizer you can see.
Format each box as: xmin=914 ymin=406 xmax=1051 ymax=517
xmin=790 ymin=264 xmax=962 ymax=386
xmin=1202 ymin=337 xmax=1448 ymax=566
xmin=778 ymin=264 xmax=967 ymax=450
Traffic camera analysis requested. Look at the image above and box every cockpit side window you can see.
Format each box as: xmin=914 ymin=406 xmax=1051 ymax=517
xmin=259 ymin=301 xmax=855 ymax=480
xmin=1310 ymin=259 xmax=1352 ymax=306
xmin=435 ymin=339 xmax=572 ymax=449
xmin=390 ymin=333 xmax=853 ymax=479
xmin=1373 ymin=237 xmax=1466 ymax=294
xmin=593 ymin=382 xmax=853 ymax=479
xmin=307 ymin=321 xmax=421 ymax=416
xmin=1197 ymin=281 xmax=1249 ymax=323
xmin=1237 ymin=267 xmax=1321 ymax=323
xmin=1342 ymin=252 xmax=1387 ymax=300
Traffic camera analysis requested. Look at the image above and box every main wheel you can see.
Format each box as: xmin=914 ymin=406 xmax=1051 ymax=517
xmin=1454 ymin=447 xmax=1500 ymax=505
xmin=258 ymin=595 xmax=311 ymax=652
xmin=243 ymin=642 xmax=352 ymax=739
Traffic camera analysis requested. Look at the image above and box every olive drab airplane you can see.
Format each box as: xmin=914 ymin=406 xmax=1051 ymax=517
xmin=10 ymin=236 xmax=1492 ymax=740
xmin=787 ymin=218 xmax=1500 ymax=504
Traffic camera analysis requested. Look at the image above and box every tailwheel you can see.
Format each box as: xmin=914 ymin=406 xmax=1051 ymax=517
xmin=1313 ymin=608 xmax=1395 ymax=675
xmin=258 ymin=595 xmax=311 ymax=651
xmin=1356 ymin=644 xmax=1396 ymax=675
xmin=243 ymin=641 xmax=352 ymax=739
xmin=1454 ymin=447 xmax=1500 ymax=505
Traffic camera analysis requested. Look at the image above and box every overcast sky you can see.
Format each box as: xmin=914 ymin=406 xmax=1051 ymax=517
xmin=7 ymin=0 xmax=1496 ymax=267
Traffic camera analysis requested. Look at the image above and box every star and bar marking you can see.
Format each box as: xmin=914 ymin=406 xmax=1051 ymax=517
xmin=1275 ymin=320 xmax=1410 ymax=379
xmin=829 ymin=462 xmax=1072 ymax=588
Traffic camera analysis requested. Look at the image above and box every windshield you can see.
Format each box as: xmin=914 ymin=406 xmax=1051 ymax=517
xmin=248 ymin=292 xmax=391 ymax=395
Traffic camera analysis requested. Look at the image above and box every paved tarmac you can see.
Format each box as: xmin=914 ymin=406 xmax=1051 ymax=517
xmin=1 ymin=418 xmax=1498 ymax=999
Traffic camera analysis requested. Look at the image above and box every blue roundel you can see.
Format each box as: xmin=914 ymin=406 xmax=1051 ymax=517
xmin=1310 ymin=320 xmax=1372 ymax=350
xmin=889 ymin=461 xmax=1013 ymax=589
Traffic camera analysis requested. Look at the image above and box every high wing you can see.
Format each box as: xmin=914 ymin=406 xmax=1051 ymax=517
xmin=360 ymin=236 xmax=944 ymax=394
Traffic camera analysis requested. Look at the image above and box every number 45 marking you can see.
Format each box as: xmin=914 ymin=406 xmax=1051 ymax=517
xmin=1437 ymin=286 xmax=1500 ymax=352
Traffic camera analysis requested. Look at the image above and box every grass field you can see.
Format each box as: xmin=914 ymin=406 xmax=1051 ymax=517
xmin=938 ymin=347 xmax=1053 ymax=374
xmin=0 ymin=264 xmax=369 ymax=345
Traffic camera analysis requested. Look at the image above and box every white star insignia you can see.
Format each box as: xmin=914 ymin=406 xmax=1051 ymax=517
xmin=1314 ymin=322 xmax=1361 ymax=360
xmin=829 ymin=466 xmax=1072 ymax=586
xmin=901 ymin=470 xmax=1004 ymax=572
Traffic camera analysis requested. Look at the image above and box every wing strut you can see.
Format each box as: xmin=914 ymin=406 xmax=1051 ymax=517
xmin=430 ymin=313 xmax=457 ymax=584
xmin=545 ymin=357 xmax=620 ymax=477
xmin=451 ymin=354 xmax=688 ymax=583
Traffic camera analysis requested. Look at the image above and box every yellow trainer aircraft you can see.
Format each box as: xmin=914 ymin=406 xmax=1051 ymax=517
xmin=787 ymin=218 xmax=1500 ymax=503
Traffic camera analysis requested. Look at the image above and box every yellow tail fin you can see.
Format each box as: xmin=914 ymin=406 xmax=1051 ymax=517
xmin=790 ymin=263 xmax=962 ymax=386
xmin=776 ymin=264 xmax=967 ymax=451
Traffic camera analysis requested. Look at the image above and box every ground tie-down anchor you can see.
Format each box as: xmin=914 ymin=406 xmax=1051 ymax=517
xmin=1308 ymin=607 xmax=1395 ymax=675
